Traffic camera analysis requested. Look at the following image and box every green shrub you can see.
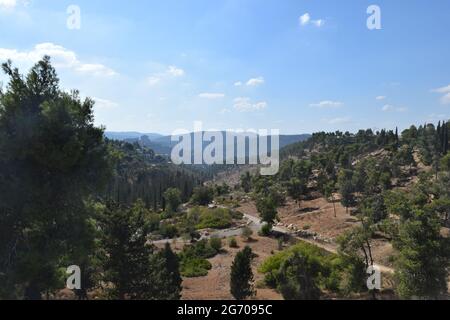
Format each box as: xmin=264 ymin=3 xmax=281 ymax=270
xmin=195 ymin=207 xmax=233 ymax=230
xmin=209 ymin=237 xmax=223 ymax=253
xmin=180 ymin=257 xmax=212 ymax=277
xmin=258 ymin=241 xmax=367 ymax=297
xmin=182 ymin=239 xmax=217 ymax=259
xmin=228 ymin=237 xmax=238 ymax=248
xmin=191 ymin=186 xmax=214 ymax=206
xmin=259 ymin=224 xmax=272 ymax=236
xmin=241 ymin=226 xmax=253 ymax=241
xmin=178 ymin=239 xmax=220 ymax=278
xmin=159 ymin=223 xmax=179 ymax=239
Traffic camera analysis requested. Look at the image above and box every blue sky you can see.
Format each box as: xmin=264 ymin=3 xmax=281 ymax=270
xmin=1 ymin=0 xmax=450 ymax=134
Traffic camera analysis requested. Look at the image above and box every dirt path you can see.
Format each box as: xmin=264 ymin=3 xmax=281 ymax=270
xmin=239 ymin=202 xmax=395 ymax=274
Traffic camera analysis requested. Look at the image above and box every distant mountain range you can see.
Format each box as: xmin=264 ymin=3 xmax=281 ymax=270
xmin=105 ymin=131 xmax=311 ymax=156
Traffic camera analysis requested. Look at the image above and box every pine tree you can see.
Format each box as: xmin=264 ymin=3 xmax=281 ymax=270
xmin=0 ymin=57 xmax=111 ymax=299
xmin=394 ymin=208 xmax=449 ymax=299
xmin=230 ymin=246 xmax=255 ymax=300
xmin=151 ymin=243 xmax=182 ymax=300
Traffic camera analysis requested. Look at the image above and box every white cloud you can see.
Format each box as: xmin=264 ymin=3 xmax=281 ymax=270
xmin=0 ymin=43 xmax=117 ymax=77
xmin=94 ymin=97 xmax=119 ymax=109
xmin=234 ymin=77 xmax=265 ymax=87
xmin=382 ymin=104 xmax=407 ymax=112
xmin=326 ymin=117 xmax=351 ymax=125
xmin=198 ymin=93 xmax=225 ymax=99
xmin=146 ymin=65 xmax=185 ymax=87
xmin=75 ymin=63 xmax=116 ymax=77
xmin=246 ymin=77 xmax=265 ymax=87
xmin=167 ymin=65 xmax=185 ymax=77
xmin=376 ymin=96 xmax=387 ymax=100
xmin=431 ymin=85 xmax=450 ymax=94
xmin=382 ymin=104 xmax=393 ymax=112
xmin=147 ymin=76 xmax=161 ymax=87
xmin=0 ymin=0 xmax=16 ymax=10
xmin=299 ymin=13 xmax=325 ymax=27
xmin=310 ymin=100 xmax=343 ymax=108
xmin=441 ymin=93 xmax=450 ymax=105
xmin=431 ymin=84 xmax=450 ymax=105
xmin=233 ymin=97 xmax=267 ymax=112
xmin=299 ymin=13 xmax=310 ymax=26
xmin=312 ymin=19 xmax=325 ymax=27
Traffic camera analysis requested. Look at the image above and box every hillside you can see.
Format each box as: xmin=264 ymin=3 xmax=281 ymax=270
xmin=106 ymin=131 xmax=311 ymax=156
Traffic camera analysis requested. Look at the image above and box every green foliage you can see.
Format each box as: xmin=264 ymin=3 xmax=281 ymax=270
xmin=179 ymin=239 xmax=220 ymax=277
xmin=240 ymin=172 xmax=252 ymax=193
xmin=159 ymin=222 xmax=179 ymax=239
xmin=105 ymin=140 xmax=204 ymax=210
xmin=338 ymin=169 xmax=355 ymax=210
xmin=192 ymin=207 xmax=234 ymax=230
xmin=260 ymin=241 xmax=367 ymax=297
xmin=151 ymin=243 xmax=182 ymax=300
xmin=256 ymin=196 xmax=278 ymax=226
xmin=394 ymin=208 xmax=449 ymax=299
xmin=230 ymin=246 xmax=255 ymax=300
xmin=276 ymin=252 xmax=322 ymax=300
xmin=164 ymin=188 xmax=182 ymax=213
xmin=241 ymin=226 xmax=253 ymax=241
xmin=441 ymin=152 xmax=450 ymax=172
xmin=0 ymin=57 xmax=111 ymax=299
xmin=209 ymin=237 xmax=223 ymax=253
xmin=228 ymin=237 xmax=239 ymax=248
xmin=359 ymin=194 xmax=388 ymax=223
xmin=287 ymin=177 xmax=307 ymax=206
xmin=180 ymin=257 xmax=212 ymax=278
xmin=191 ymin=186 xmax=214 ymax=206
xmin=259 ymin=223 xmax=272 ymax=236
xmin=214 ymin=183 xmax=231 ymax=196
xmin=98 ymin=201 xmax=171 ymax=300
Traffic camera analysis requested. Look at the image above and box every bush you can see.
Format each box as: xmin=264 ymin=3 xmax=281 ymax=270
xmin=180 ymin=257 xmax=212 ymax=277
xmin=178 ymin=239 xmax=220 ymax=278
xmin=258 ymin=241 xmax=367 ymax=297
xmin=159 ymin=223 xmax=179 ymax=239
xmin=196 ymin=207 xmax=233 ymax=230
xmin=228 ymin=237 xmax=238 ymax=248
xmin=259 ymin=242 xmax=333 ymax=297
xmin=209 ymin=237 xmax=223 ymax=253
xmin=241 ymin=226 xmax=253 ymax=241
xmin=164 ymin=188 xmax=182 ymax=213
xmin=259 ymin=224 xmax=272 ymax=237
xmin=191 ymin=186 xmax=214 ymax=206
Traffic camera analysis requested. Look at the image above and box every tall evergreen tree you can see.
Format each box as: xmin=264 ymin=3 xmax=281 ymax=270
xmin=0 ymin=57 xmax=111 ymax=299
xmin=230 ymin=246 xmax=255 ymax=300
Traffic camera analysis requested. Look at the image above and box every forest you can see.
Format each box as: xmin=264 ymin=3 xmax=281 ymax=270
xmin=1 ymin=57 xmax=449 ymax=300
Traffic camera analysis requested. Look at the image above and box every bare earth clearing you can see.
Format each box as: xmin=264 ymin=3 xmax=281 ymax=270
xmin=238 ymin=197 xmax=395 ymax=269
xmin=172 ymin=236 xmax=283 ymax=300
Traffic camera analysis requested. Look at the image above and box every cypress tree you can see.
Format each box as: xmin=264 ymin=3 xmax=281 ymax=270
xmin=230 ymin=246 xmax=255 ymax=300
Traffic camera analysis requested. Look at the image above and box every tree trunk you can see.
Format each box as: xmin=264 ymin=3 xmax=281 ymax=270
xmin=332 ymin=196 xmax=337 ymax=218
